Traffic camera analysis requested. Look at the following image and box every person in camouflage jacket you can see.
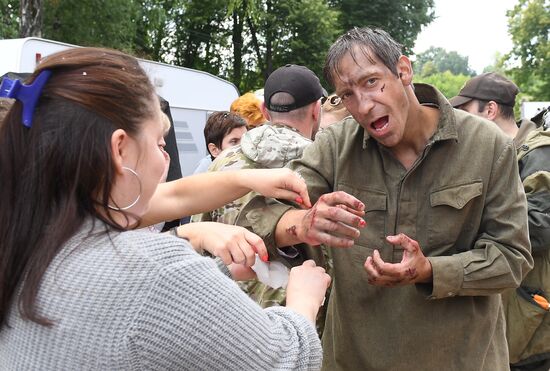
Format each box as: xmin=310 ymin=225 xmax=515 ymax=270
xmin=451 ymin=75 xmax=550 ymax=371
xmin=192 ymin=64 xmax=324 ymax=309
xmin=192 ymin=124 xmax=313 ymax=306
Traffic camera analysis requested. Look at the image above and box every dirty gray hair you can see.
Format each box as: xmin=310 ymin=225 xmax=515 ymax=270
xmin=324 ymin=27 xmax=403 ymax=87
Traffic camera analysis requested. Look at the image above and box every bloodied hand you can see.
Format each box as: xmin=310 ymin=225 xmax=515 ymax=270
xmin=290 ymin=191 xmax=366 ymax=248
xmin=364 ymin=233 xmax=433 ymax=286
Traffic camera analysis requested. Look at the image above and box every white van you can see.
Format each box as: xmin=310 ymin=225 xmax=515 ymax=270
xmin=0 ymin=37 xmax=240 ymax=176
xmin=521 ymin=101 xmax=550 ymax=121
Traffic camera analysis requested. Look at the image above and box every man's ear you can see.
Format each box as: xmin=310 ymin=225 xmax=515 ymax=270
xmin=110 ymin=128 xmax=129 ymax=175
xmin=207 ymin=143 xmax=221 ymax=158
xmin=396 ymin=55 xmax=413 ymax=86
xmin=485 ymin=101 xmax=499 ymax=121
xmin=261 ymin=102 xmax=271 ymax=121
xmin=312 ymin=100 xmax=321 ymax=122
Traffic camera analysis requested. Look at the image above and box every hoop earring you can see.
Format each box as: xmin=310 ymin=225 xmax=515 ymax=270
xmin=108 ymin=166 xmax=142 ymax=211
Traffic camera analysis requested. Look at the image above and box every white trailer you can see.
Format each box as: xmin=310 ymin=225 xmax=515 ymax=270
xmin=521 ymin=101 xmax=550 ymax=121
xmin=0 ymin=37 xmax=240 ymax=176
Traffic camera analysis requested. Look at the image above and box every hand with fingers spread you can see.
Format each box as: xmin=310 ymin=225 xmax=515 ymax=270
xmin=290 ymin=191 xmax=366 ymax=248
xmin=285 ymin=260 xmax=332 ymax=324
xmin=364 ymin=233 xmax=432 ymax=287
xmin=175 ymin=222 xmax=268 ymax=266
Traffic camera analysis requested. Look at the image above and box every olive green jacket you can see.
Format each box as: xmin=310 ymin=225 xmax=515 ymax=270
xmin=239 ymin=84 xmax=533 ymax=370
xmin=504 ymin=124 xmax=550 ymax=366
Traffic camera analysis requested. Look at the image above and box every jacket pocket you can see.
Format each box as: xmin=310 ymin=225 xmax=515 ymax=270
xmin=428 ymin=181 xmax=483 ymax=251
xmin=337 ymin=183 xmax=387 ymax=251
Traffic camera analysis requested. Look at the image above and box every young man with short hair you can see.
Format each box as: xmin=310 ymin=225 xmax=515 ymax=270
xmin=192 ymin=111 xmax=247 ymax=174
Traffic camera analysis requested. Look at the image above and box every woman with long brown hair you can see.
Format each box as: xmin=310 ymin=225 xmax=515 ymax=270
xmin=0 ymin=48 xmax=329 ymax=370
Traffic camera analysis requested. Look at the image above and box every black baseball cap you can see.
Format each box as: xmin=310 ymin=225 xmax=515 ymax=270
xmin=264 ymin=64 xmax=327 ymax=112
xmin=449 ymin=72 xmax=519 ymax=108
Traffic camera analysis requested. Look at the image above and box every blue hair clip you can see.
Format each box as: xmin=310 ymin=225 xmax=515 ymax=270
xmin=0 ymin=70 xmax=52 ymax=128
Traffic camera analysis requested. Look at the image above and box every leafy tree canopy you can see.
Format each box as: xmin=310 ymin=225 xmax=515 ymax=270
xmin=414 ymin=46 xmax=475 ymax=77
xmin=415 ymin=70 xmax=470 ymax=99
xmin=0 ymin=0 xmax=20 ymax=38
xmin=42 ymin=0 xmax=139 ymax=52
xmin=503 ymin=0 xmax=550 ymax=101
xmin=329 ymin=0 xmax=435 ymax=54
xmin=5 ymin=0 xmax=436 ymax=92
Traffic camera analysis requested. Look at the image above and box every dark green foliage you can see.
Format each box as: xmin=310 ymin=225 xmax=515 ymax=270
xmin=3 ymin=0 xmax=437 ymax=93
xmin=270 ymin=0 xmax=341 ymax=88
xmin=42 ymin=0 xmax=139 ymax=52
xmin=0 ymin=0 xmax=20 ymax=38
xmin=329 ymin=0 xmax=435 ymax=54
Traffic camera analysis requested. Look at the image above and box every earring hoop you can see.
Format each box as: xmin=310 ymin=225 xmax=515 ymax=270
xmin=108 ymin=166 xmax=142 ymax=211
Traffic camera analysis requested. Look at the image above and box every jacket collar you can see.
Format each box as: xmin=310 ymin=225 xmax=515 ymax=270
xmin=514 ymin=119 xmax=537 ymax=149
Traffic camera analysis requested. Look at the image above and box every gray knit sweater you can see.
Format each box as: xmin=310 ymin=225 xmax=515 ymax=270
xmin=0 ymin=219 xmax=322 ymax=370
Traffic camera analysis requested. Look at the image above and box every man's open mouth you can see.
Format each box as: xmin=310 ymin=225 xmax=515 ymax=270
xmin=371 ymin=115 xmax=389 ymax=131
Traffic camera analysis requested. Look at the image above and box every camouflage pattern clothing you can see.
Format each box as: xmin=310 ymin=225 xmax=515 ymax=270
xmin=503 ymin=119 xmax=550 ymax=369
xmin=191 ymin=123 xmax=311 ymax=308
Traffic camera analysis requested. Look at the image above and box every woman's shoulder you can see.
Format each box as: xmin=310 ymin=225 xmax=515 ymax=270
xmin=113 ymin=228 xmax=202 ymax=268
xmin=56 ymin=219 xmax=225 ymax=290
xmin=65 ymin=219 xmax=205 ymax=273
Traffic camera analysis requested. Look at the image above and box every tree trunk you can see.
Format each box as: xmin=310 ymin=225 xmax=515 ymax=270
xmin=246 ymin=15 xmax=263 ymax=73
xmin=264 ymin=0 xmax=273 ymax=81
xmin=232 ymin=6 xmax=244 ymax=90
xmin=20 ymin=0 xmax=42 ymax=37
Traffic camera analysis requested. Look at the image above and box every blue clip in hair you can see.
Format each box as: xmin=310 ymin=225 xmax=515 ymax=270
xmin=0 ymin=70 xmax=52 ymax=128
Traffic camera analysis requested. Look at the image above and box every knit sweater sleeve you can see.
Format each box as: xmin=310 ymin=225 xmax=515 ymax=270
xmin=126 ymin=253 xmax=322 ymax=370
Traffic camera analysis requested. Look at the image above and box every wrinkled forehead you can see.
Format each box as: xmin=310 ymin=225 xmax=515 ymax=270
xmin=331 ymin=45 xmax=383 ymax=87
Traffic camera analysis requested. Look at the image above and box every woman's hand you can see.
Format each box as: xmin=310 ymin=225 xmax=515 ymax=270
xmin=144 ymin=168 xmax=311 ymax=226
xmin=239 ymin=168 xmax=312 ymax=208
xmin=176 ymin=222 xmax=268 ymax=266
xmin=285 ymin=260 xmax=331 ymax=324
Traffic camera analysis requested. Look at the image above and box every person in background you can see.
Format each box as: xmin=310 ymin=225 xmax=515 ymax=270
xmin=319 ymin=93 xmax=350 ymax=130
xmin=0 ymin=47 xmax=330 ymax=370
xmin=192 ymin=111 xmax=247 ymax=174
xmin=236 ymin=27 xmax=532 ymax=370
xmin=230 ymin=92 xmax=268 ymax=129
xmin=450 ymin=72 xmax=550 ymax=371
xmin=192 ymin=64 xmax=324 ymax=310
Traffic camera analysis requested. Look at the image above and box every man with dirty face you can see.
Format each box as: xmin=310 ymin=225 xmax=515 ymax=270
xmin=237 ymin=27 xmax=533 ymax=370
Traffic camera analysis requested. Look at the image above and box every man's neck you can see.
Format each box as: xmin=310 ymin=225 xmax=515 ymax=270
xmin=493 ymin=117 xmax=518 ymax=139
xmin=389 ymin=98 xmax=440 ymax=170
xmin=271 ymin=120 xmax=312 ymax=140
